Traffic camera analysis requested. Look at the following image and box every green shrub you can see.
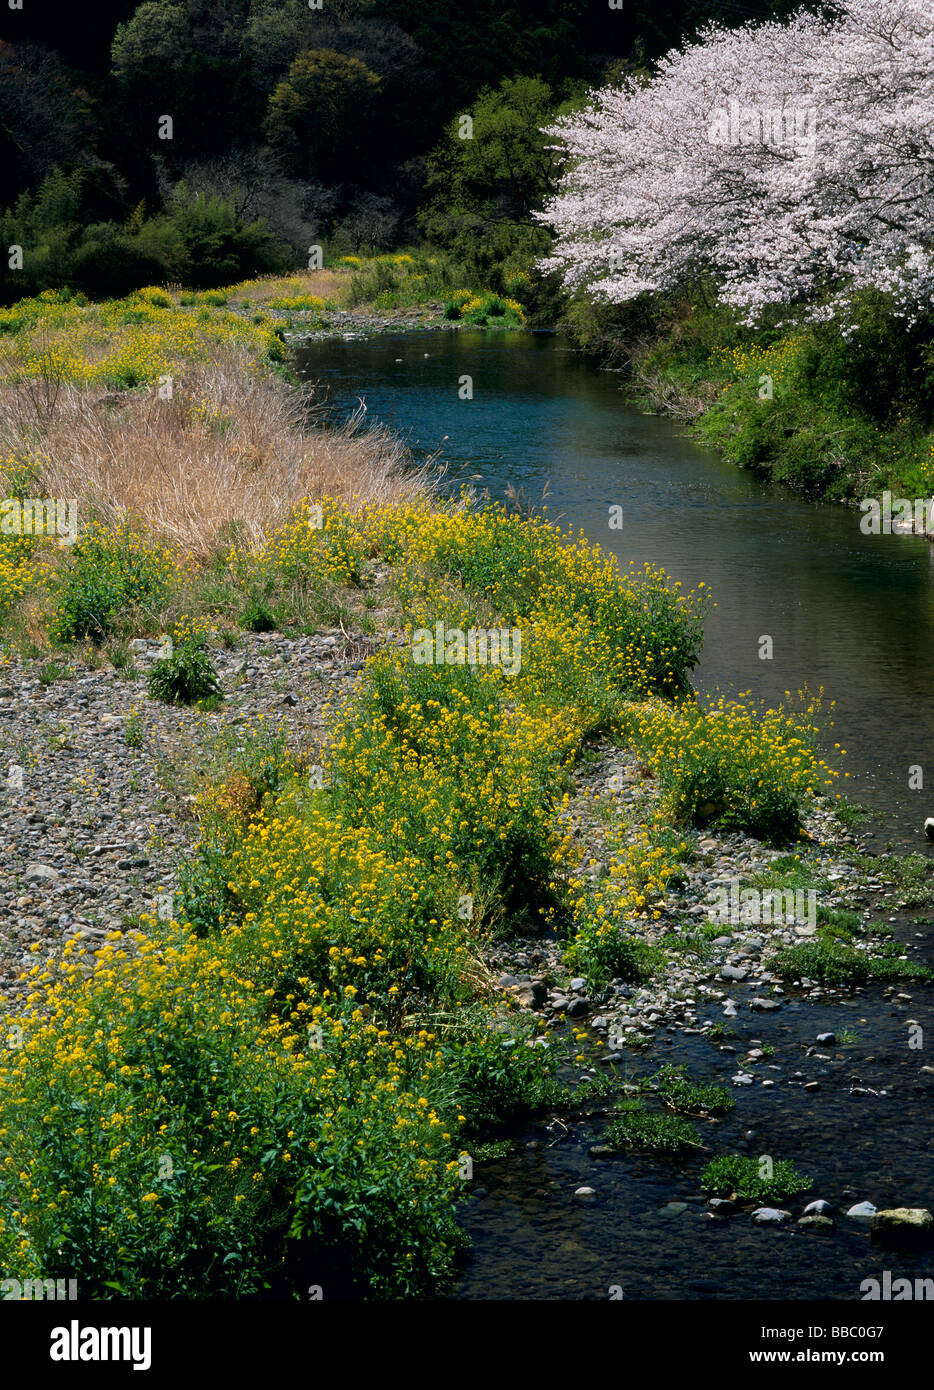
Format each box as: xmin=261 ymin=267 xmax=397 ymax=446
xmin=147 ymin=626 xmax=221 ymax=706
xmin=241 ymin=596 xmax=278 ymax=632
xmin=440 ymin=1028 xmax=561 ymax=1136
xmin=700 ymin=1154 xmax=813 ymax=1204
xmin=53 ymin=528 xmax=175 ymax=642
xmin=564 ymin=921 xmax=661 ymax=991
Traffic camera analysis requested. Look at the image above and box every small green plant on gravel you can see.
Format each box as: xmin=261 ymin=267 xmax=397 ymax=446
xmin=241 ymin=596 xmax=278 ymax=633
xmin=605 ymin=1100 xmax=701 ymax=1154
xmin=700 ymin=1153 xmax=813 ymax=1204
xmin=125 ymin=707 xmax=144 ymax=748
xmin=834 ymin=797 xmax=875 ymax=828
xmin=38 ymin=659 xmax=68 ymax=686
xmin=147 ymin=622 xmax=221 ymax=707
xmin=105 ymin=640 xmax=138 ymax=677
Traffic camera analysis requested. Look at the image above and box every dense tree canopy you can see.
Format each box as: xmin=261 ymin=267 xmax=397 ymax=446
xmin=0 ymin=0 xmax=823 ymax=298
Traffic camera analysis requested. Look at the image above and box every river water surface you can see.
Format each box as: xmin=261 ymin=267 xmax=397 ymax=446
xmin=295 ymin=328 xmax=934 ymax=1300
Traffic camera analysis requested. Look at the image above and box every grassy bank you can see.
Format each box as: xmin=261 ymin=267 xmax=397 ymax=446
xmin=561 ymin=290 xmax=934 ymax=506
xmin=0 ymin=286 xmax=848 ymax=1298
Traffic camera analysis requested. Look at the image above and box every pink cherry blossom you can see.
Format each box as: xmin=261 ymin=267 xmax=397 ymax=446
xmin=539 ymin=0 xmax=934 ymax=323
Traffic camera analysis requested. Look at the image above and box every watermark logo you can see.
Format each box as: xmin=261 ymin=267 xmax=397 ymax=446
xmin=2 ymin=1277 xmax=77 ymax=1301
xmin=708 ymin=98 xmax=817 ymax=156
xmin=859 ymin=491 xmax=934 ymax=536
xmin=0 ymin=497 xmax=78 ymax=546
xmin=412 ymin=622 xmax=522 ymax=676
xmin=50 ymin=1321 xmax=151 ymax=1370
xmin=706 ymin=877 xmax=816 ymax=930
xmin=861 ymin=1271 xmax=934 ymax=1300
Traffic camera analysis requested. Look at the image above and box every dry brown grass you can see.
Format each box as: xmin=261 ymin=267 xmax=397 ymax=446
xmin=0 ymin=346 xmax=432 ymax=561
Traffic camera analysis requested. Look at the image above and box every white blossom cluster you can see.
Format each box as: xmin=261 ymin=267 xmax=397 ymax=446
xmin=539 ymin=0 xmax=934 ymax=324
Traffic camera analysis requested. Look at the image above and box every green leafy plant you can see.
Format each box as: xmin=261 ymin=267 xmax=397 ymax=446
xmin=648 ymin=1063 xmax=733 ymax=1115
xmin=700 ymin=1153 xmax=813 ymax=1204
xmin=147 ymin=626 xmax=221 ymax=706
xmin=605 ymin=1101 xmax=700 ymax=1154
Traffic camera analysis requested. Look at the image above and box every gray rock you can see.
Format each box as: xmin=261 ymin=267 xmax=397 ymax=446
xmin=23 ymin=863 xmax=60 ymax=884
xmin=707 ymin=1198 xmax=736 ymax=1214
xmin=845 ymin=1201 xmax=877 ymax=1222
xmin=749 ymin=997 xmax=781 ymax=1012
xmin=798 ymin=1214 xmax=834 ymax=1233
xmin=751 ymin=1207 xmax=791 ymax=1225
xmin=803 ymin=1199 xmax=834 ymax=1216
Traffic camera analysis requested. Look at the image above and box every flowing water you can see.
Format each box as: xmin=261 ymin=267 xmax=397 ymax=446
xmin=294 ymin=328 xmax=934 ymax=1300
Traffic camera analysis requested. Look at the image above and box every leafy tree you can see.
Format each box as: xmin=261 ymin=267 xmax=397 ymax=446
xmin=161 ymin=186 xmax=288 ymax=286
xmin=111 ymin=0 xmax=260 ymax=164
xmin=264 ymin=48 xmax=380 ymax=184
xmin=419 ymin=76 xmax=574 ymax=290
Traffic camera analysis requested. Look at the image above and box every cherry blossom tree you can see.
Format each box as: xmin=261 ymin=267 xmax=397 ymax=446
xmin=539 ymin=0 xmax=934 ymax=322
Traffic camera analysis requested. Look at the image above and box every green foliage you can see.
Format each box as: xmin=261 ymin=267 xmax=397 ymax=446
xmin=769 ymin=937 xmax=933 ymax=986
xmin=241 ymin=596 xmax=278 ymax=632
xmin=623 ymin=291 xmax=934 ymax=503
xmin=883 ymin=853 xmax=934 ymax=909
xmin=52 ymin=528 xmax=173 ymax=643
xmin=564 ymin=921 xmax=661 ymax=991
xmin=147 ymin=626 xmax=222 ymax=706
xmin=0 ymin=171 xmax=287 ymax=302
xmin=700 ymin=1153 xmax=813 ymax=1204
xmin=265 ymin=48 xmax=381 ymax=183
xmin=619 ymin=695 xmax=832 ymax=844
xmin=604 ymin=1101 xmax=700 ymax=1153
xmin=648 ymin=1063 xmax=733 ymax=1115
xmin=443 ymin=290 xmax=524 ymax=327
xmin=419 ymin=76 xmax=570 ymax=292
xmin=125 ymin=708 xmax=144 ymax=748
xmin=441 ymin=1028 xmax=562 ymax=1136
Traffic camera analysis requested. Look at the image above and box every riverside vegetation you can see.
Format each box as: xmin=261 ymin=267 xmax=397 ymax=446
xmin=0 ymin=286 xmax=910 ymax=1299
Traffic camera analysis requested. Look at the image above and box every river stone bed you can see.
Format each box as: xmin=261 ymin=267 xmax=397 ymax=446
xmin=1 ymin=632 xmax=931 ymax=1271
xmin=0 ymin=628 xmax=372 ymax=1000
xmin=489 ymin=736 xmax=928 ymax=1063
